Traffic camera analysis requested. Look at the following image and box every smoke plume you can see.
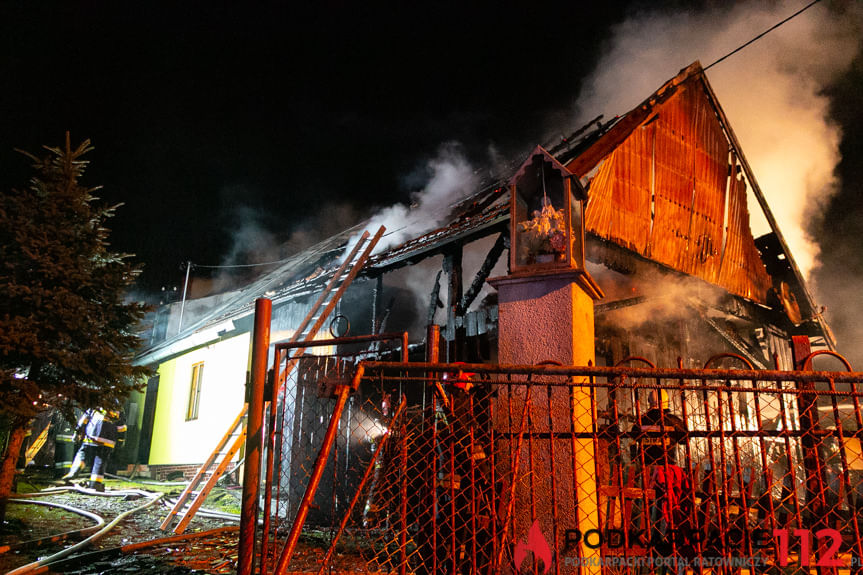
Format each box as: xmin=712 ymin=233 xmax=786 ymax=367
xmin=213 ymin=194 xmax=365 ymax=294
xmin=567 ymin=0 xmax=861 ymax=279
xmin=357 ymin=142 xmax=480 ymax=254
xmin=591 ymin=264 xmax=723 ymax=330
xmin=222 ymin=204 xmax=281 ymax=268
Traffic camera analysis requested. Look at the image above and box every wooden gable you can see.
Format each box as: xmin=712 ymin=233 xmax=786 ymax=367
xmin=569 ymin=65 xmax=772 ymax=303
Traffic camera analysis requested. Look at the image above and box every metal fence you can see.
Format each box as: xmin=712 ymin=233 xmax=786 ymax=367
xmin=259 ymin=353 xmax=863 ymax=575
xmin=258 ymin=333 xmax=409 ymax=574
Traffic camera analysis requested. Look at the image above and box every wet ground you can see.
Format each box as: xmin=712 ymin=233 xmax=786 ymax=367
xmin=0 ymin=476 xmax=238 ymax=574
xmin=0 ymin=476 xmax=370 ymax=574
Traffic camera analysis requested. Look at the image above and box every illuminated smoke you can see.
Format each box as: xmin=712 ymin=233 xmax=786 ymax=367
xmin=209 ymin=197 xmax=364 ymax=293
xmin=355 ymin=144 xmax=499 ymax=338
xmin=208 ymin=203 xmax=282 ymax=293
xmin=566 ymin=1 xmax=861 ymax=278
xmin=351 ymin=142 xmax=479 ymax=255
xmin=280 ymin=202 xmax=364 ymax=253
xmin=591 ymin=263 xmax=723 ymax=330
xmin=222 ymin=204 xmax=280 ymax=268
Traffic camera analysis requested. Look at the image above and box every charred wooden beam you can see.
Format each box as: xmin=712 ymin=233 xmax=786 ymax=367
xmin=443 ymin=245 xmax=464 ymax=361
xmin=457 ymin=232 xmax=506 ymax=316
xmin=594 ymin=295 xmax=649 ymax=314
xmin=426 ymin=269 xmax=443 ymax=328
xmin=547 ymin=114 xmax=604 ymax=156
xmin=372 ymin=275 xmax=383 ymax=334
xmin=688 ymin=302 xmax=767 ymax=369
xmin=369 ymin=212 xmax=507 ymax=274
xmin=450 ymin=182 xmax=508 ymax=221
xmin=377 ymin=296 xmax=395 ymax=335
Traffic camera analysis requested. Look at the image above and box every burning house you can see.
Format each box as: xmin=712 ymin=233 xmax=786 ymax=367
xmin=124 ymin=62 xmax=856 ymax=572
xmin=130 ymin=61 xmax=831 ymax=475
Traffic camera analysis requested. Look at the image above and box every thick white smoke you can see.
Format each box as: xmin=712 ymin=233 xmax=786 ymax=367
xmin=357 ymin=143 xmax=480 ymax=255
xmin=566 ymin=1 xmax=861 ymax=278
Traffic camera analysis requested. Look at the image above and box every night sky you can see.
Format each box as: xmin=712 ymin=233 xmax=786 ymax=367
xmin=2 ymin=1 xmax=862 ymax=359
xmin=0 ymin=2 xmax=621 ymax=291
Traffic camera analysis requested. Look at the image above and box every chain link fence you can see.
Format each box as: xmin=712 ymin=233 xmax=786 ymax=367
xmin=259 ymin=335 xmax=408 ymax=573
xmin=261 ymin=355 xmax=863 ymax=575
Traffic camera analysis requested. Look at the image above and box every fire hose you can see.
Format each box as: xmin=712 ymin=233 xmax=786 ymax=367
xmin=2 ymin=483 xmax=241 ymax=574
xmin=42 ymin=525 xmax=241 ymax=573
xmin=13 ymin=485 xmax=157 ymax=498
xmin=4 ymin=492 xmax=164 ymax=575
xmin=1 ymin=485 xmax=166 ymax=557
xmin=0 ymin=499 xmax=104 ymax=555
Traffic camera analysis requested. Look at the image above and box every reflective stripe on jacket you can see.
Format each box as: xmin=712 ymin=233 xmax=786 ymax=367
xmin=79 ymin=410 xmax=121 ymax=448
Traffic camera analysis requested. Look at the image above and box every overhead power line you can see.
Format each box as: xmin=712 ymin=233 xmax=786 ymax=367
xmin=190 ymin=259 xmax=290 ymax=270
xmin=704 ymin=0 xmax=823 ymax=71
xmin=185 ymin=225 xmax=408 ymax=271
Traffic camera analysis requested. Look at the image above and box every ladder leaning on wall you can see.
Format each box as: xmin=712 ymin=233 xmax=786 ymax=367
xmin=159 ymin=226 xmax=385 ymax=534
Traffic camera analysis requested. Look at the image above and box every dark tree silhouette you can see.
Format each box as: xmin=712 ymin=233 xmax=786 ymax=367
xmin=0 ymin=134 xmax=151 ymax=514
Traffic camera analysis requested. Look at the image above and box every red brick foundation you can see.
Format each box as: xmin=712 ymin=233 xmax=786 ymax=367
xmin=147 ymin=464 xmax=203 ymax=481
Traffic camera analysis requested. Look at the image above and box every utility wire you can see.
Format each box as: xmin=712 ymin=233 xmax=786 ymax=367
xmin=190 ymin=259 xmax=291 ymax=270
xmin=187 ymin=224 xmax=408 ymax=270
xmin=704 ymin=0 xmax=822 ymax=71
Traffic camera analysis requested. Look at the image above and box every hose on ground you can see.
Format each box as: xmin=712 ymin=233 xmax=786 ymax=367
xmin=10 ymin=485 xmax=158 ymax=499
xmin=161 ymin=497 xmax=240 ymax=521
xmin=7 ymin=484 xmax=236 ymax=549
xmin=42 ymin=526 xmax=240 ymax=572
xmin=103 ymin=472 xmax=189 ymax=487
xmin=0 ymin=499 xmax=104 ymax=555
xmin=33 ymin=485 xmax=239 ymax=521
xmin=4 ymin=492 xmax=164 ymax=575
xmin=120 ymin=525 xmax=240 ymax=552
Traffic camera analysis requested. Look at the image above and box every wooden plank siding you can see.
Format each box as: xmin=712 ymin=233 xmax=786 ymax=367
xmin=580 ymin=76 xmax=771 ymax=303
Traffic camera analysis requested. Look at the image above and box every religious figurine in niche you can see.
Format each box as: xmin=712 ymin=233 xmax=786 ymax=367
xmin=517 ymin=195 xmax=567 ymax=264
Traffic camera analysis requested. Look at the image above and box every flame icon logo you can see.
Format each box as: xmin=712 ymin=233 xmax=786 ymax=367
xmin=514 ymin=519 xmax=553 ymax=574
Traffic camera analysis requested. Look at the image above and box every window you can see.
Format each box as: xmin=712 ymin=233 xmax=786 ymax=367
xmin=187 ymin=362 xmax=204 ymax=420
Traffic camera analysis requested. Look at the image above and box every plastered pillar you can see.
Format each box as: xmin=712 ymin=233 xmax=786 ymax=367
xmin=490 ymin=270 xmax=602 ymax=574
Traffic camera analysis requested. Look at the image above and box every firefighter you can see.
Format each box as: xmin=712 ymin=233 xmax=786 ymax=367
xmin=631 ymin=389 xmax=687 ymax=466
xmin=62 ymin=406 xmax=126 ymax=491
xmin=52 ymin=410 xmax=78 ymax=478
xmin=435 ymin=364 xmax=493 ymax=575
xmin=631 ymin=389 xmax=693 ymax=560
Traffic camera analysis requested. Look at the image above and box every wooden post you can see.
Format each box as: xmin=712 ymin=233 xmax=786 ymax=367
xmin=444 ymin=246 xmax=464 ymax=362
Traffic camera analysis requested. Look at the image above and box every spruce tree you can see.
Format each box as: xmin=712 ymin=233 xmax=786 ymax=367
xmin=0 ymin=134 xmax=150 ymax=510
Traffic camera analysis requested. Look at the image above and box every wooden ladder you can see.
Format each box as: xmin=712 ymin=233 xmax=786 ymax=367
xmin=159 ymin=226 xmax=385 ymax=534
xmin=159 ymin=408 xmax=247 ymax=533
xmin=24 ymin=421 xmax=51 ymax=466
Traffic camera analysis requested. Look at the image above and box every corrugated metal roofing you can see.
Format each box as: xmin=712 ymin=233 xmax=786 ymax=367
xmin=579 ymin=69 xmax=771 ymax=303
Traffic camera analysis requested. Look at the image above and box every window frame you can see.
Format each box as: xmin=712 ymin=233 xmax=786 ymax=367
xmin=186 ymin=362 xmax=204 ymax=421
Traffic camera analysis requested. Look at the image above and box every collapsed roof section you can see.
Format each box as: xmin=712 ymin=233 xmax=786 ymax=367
xmin=138 ymin=62 xmax=834 ymax=363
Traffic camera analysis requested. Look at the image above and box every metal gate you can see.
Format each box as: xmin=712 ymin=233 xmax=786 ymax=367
xmin=255 ymin=347 xmax=863 ymax=574
xmin=257 ymin=332 xmax=410 ymax=574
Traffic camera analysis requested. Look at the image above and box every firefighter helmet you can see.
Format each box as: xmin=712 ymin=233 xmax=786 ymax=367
xmin=442 ymin=362 xmax=476 ymax=391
